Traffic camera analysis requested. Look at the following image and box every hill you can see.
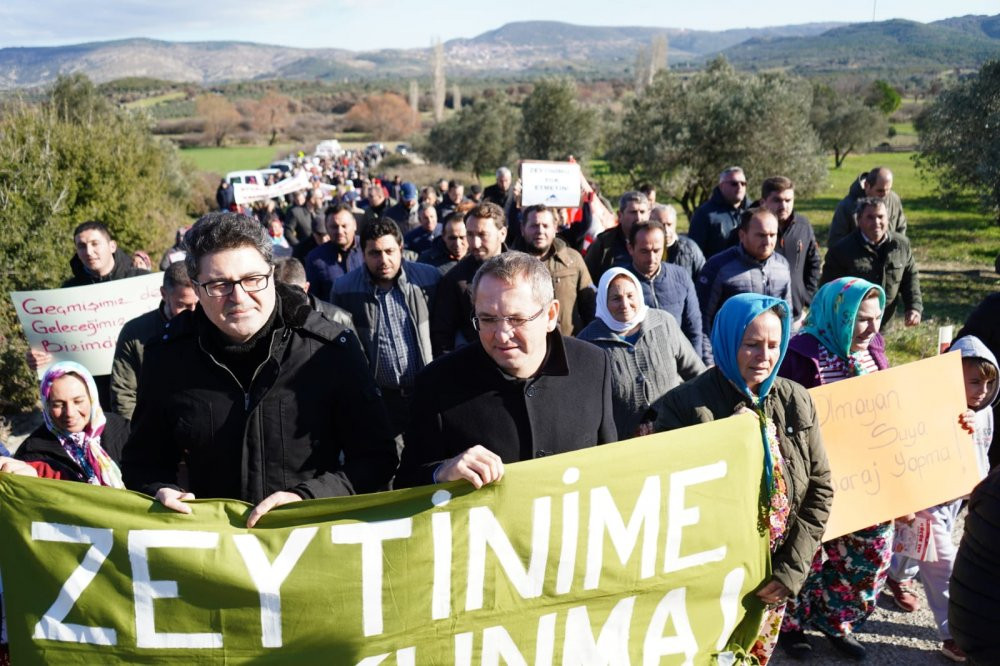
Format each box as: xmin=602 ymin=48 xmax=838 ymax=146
xmin=722 ymin=16 xmax=1000 ymax=72
xmin=0 ymin=21 xmax=840 ymax=89
xmin=1 ymin=16 xmax=998 ymax=90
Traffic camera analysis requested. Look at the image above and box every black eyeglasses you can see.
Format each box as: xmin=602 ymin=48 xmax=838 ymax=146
xmin=472 ymin=305 xmax=547 ymax=332
xmin=193 ymin=268 xmax=273 ymax=297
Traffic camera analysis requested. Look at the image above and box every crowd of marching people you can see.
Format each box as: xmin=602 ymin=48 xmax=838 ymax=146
xmin=1 ymin=147 xmax=999 ymax=665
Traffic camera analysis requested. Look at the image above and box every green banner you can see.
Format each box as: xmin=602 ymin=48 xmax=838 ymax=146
xmin=0 ymin=414 xmax=768 ymax=665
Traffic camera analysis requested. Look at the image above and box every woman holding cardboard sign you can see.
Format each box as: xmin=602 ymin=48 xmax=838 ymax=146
xmin=652 ymin=293 xmax=833 ymax=665
xmin=776 ymin=277 xmax=892 ymax=661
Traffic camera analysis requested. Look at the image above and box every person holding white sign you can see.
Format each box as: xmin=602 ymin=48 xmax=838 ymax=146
xmin=26 ymin=221 xmax=150 ymax=409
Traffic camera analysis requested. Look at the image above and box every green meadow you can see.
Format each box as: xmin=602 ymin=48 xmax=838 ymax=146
xmin=181 ymin=144 xmax=296 ymax=175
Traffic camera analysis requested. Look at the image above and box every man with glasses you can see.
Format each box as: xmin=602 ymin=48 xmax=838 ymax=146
xmin=689 ymin=166 xmax=751 ymax=260
xmin=123 ymin=212 xmax=398 ymax=527
xmin=396 ymin=251 xmax=616 ymax=489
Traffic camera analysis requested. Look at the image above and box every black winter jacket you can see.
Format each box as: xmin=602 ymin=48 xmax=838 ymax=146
xmin=122 ymin=284 xmax=398 ymax=504
xmin=950 ymin=468 xmax=1000 ymax=663
xmin=396 ymin=331 xmax=617 ymax=488
xmin=16 ymin=413 xmax=130 ymax=482
xmin=62 ymin=248 xmax=149 ymax=288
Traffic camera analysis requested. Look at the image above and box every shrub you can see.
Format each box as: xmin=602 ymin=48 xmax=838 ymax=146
xmin=0 ymin=98 xmax=193 ymax=411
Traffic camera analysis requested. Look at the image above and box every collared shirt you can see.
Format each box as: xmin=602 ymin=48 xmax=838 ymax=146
xmin=374 ymin=283 xmax=422 ymax=390
xmin=861 ymin=231 xmax=888 ymax=247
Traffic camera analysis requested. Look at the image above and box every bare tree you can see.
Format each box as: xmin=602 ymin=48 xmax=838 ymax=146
xmin=345 ymin=93 xmax=419 ymax=140
xmin=636 ymin=35 xmax=669 ymax=93
xmin=431 ymin=38 xmax=446 ymax=122
xmin=634 ymin=46 xmax=650 ymax=93
xmin=196 ymin=93 xmax=241 ymax=147
xmin=249 ymin=92 xmax=292 ymax=145
xmin=452 ymin=83 xmax=461 ymax=111
xmin=409 ymin=80 xmax=419 ymax=114
xmin=650 ymin=35 xmax=668 ymax=82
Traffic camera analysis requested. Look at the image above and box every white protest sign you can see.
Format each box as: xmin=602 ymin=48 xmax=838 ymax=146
xmin=519 ymin=160 xmax=582 ymax=207
xmin=11 ymin=272 xmax=163 ymax=377
xmin=234 ymin=173 xmax=311 ymax=204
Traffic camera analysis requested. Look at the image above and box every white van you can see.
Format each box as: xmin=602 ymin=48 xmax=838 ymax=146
xmin=314 ymin=139 xmax=343 ymax=159
xmin=226 ymin=170 xmax=268 ymax=186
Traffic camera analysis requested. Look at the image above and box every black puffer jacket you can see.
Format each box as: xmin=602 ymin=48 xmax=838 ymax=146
xmin=62 ymin=248 xmax=149 ymax=287
xmin=122 ymin=284 xmax=398 ymax=504
xmin=950 ymin=468 xmax=1000 ymax=663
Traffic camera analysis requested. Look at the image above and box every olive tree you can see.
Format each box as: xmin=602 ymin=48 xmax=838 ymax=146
xmin=518 ymin=79 xmax=597 ymax=161
xmin=424 ymin=95 xmax=520 ymax=180
xmin=606 ymin=57 xmax=826 ymax=218
xmin=916 ymin=59 xmax=1000 ymax=223
xmin=811 ymin=84 xmax=889 ymax=168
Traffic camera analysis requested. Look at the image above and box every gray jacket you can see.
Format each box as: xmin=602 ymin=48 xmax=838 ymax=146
xmin=332 ymin=261 xmax=440 ymax=371
xmin=577 ymin=309 xmax=705 ymax=440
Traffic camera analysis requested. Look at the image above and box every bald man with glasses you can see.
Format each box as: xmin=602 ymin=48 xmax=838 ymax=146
xmin=396 ymin=251 xmax=617 ymax=490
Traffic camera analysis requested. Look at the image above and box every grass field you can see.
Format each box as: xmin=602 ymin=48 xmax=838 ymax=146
xmin=789 ymin=153 xmax=998 ymax=363
xmin=181 ymin=144 xmax=297 ymax=175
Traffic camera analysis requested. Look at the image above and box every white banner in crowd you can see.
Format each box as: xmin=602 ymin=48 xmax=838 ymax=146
xmin=520 ymin=160 xmax=582 ymax=207
xmin=233 ymin=173 xmax=311 ymax=204
xmin=10 ymin=273 xmax=163 ymax=377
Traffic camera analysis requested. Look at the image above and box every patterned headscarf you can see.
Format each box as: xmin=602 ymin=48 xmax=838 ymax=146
xmin=595 ymin=267 xmax=649 ymax=334
xmin=710 ymin=293 xmax=792 ymax=492
xmin=800 ymin=277 xmax=886 ymax=376
xmin=40 ymin=361 xmax=124 ymax=488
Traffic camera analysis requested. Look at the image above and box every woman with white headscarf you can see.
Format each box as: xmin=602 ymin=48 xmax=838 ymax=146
xmin=577 ymin=267 xmax=704 ymax=439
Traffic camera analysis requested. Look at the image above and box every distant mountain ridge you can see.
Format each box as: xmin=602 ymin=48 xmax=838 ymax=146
xmin=723 ymin=16 xmax=1000 ymax=71
xmin=0 ymin=16 xmax=997 ymax=90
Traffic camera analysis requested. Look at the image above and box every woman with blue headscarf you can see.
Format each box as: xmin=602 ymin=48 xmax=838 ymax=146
xmin=652 ymin=293 xmax=833 ymax=664
xmin=13 ymin=361 xmax=128 ymax=486
xmin=776 ymin=277 xmax=892 ymax=661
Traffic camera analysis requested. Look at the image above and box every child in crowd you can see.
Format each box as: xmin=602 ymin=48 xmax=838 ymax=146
xmin=884 ymin=335 xmax=998 ymax=663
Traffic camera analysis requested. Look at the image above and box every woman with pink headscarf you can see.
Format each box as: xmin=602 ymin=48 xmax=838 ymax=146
xmin=11 ymin=361 xmax=128 ymax=485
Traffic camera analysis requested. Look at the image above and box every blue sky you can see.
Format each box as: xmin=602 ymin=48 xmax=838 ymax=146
xmin=0 ymin=0 xmax=995 ymax=50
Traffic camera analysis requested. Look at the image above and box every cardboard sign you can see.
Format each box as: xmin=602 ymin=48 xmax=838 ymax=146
xmin=809 ymin=353 xmax=979 ymax=539
xmin=11 ymin=273 xmax=163 ymax=377
xmin=0 ymin=415 xmax=769 ymax=664
xmin=520 ymin=161 xmax=582 ymax=208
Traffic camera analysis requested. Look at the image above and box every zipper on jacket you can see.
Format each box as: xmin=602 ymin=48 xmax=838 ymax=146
xmin=198 ymin=329 xmax=280 ymax=412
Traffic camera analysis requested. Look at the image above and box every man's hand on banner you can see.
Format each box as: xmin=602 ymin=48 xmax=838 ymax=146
xmin=434 ymin=445 xmax=505 ymax=489
xmin=155 ymin=487 xmax=196 ymax=514
xmin=247 ymin=490 xmax=303 ymax=528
